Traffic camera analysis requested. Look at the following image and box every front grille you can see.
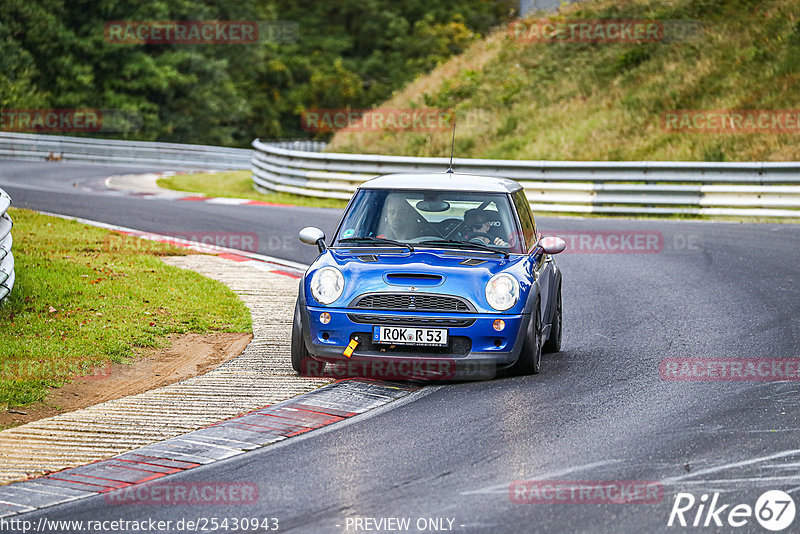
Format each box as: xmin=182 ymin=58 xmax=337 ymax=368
xmin=352 ymin=293 xmax=472 ymax=312
xmin=347 ymin=314 xmax=475 ymax=328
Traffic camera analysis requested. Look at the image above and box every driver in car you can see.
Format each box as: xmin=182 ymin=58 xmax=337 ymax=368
xmin=377 ymin=195 xmax=418 ymax=241
xmin=464 ymin=209 xmax=509 ymax=247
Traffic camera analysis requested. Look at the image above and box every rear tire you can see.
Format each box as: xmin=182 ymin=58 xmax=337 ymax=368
xmin=543 ymin=284 xmax=562 ymax=354
xmin=291 ymin=301 xmax=324 ymax=376
xmin=512 ymin=299 xmax=542 ymax=375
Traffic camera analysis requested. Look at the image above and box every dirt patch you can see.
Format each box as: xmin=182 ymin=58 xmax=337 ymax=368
xmin=0 ymin=332 xmax=251 ymax=428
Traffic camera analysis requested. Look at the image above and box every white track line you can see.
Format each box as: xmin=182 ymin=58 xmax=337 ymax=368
xmin=661 ymin=449 xmax=800 ymax=485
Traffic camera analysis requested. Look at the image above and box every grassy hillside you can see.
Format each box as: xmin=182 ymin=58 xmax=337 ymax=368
xmin=328 ymin=0 xmax=800 ymax=162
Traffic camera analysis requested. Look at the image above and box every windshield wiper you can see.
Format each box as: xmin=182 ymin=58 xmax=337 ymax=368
xmin=338 ymin=237 xmax=414 ymax=252
xmin=419 ymin=239 xmax=509 ymax=258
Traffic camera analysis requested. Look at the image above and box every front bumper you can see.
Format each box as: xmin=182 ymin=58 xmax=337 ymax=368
xmin=300 ymin=305 xmax=531 ymax=380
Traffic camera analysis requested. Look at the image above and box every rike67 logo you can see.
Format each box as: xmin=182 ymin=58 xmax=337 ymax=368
xmin=668 ymin=490 xmax=796 ymax=531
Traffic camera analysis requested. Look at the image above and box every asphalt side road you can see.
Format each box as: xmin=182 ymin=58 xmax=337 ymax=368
xmin=2 ymin=161 xmax=800 ymax=533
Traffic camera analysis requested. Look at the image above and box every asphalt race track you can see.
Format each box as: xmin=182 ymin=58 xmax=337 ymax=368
xmin=0 ymin=161 xmax=340 ymax=266
xmin=2 ymin=160 xmax=800 ymax=533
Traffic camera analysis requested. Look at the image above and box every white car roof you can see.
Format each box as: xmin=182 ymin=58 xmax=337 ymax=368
xmin=359 ymin=172 xmax=523 ymax=193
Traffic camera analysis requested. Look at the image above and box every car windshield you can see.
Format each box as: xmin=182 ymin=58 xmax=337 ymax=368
xmin=333 ymin=189 xmax=523 ymax=253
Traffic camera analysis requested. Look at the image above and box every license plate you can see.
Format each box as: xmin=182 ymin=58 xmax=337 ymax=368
xmin=373 ymin=326 xmax=448 ymax=346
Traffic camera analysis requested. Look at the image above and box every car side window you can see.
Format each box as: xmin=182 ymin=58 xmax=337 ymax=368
xmin=512 ymin=191 xmax=536 ymax=252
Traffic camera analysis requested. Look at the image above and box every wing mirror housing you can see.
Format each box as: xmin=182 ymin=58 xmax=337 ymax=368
xmin=299 ymin=226 xmax=326 ymax=253
xmin=537 ymin=236 xmax=566 ymax=255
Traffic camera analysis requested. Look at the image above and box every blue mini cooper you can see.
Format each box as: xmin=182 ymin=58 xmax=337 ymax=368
xmin=291 ymin=173 xmax=566 ymax=380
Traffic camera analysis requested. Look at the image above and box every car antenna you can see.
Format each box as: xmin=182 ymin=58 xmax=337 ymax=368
xmin=446 ymin=118 xmax=456 ymax=174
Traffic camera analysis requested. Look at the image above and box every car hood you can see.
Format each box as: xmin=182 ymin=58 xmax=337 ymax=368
xmin=304 ymin=248 xmax=534 ymax=314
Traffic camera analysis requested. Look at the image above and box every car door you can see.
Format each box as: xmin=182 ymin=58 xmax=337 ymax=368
xmin=512 ymin=191 xmax=555 ymax=322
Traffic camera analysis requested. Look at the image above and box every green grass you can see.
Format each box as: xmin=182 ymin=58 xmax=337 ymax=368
xmin=0 ymin=209 xmax=252 ymax=409
xmin=327 ymin=0 xmax=800 ymax=162
xmin=158 ymin=171 xmax=348 ymax=209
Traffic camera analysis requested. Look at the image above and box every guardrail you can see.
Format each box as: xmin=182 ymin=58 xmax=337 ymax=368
xmin=0 ymin=188 xmax=14 ymax=304
xmin=0 ymin=132 xmax=325 ymax=170
xmin=251 ymin=139 xmax=800 ymax=217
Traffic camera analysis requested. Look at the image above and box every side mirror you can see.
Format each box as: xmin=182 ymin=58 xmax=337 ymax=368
xmin=538 ymin=236 xmax=566 ymax=255
xmin=299 ymin=226 xmax=326 ymax=253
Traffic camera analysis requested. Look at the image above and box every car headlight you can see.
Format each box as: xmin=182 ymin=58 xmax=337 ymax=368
xmin=310 ymin=267 xmax=344 ymax=305
xmin=485 ymin=273 xmax=519 ymax=311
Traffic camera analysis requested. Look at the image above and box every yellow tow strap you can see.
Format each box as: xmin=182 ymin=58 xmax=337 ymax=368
xmin=343 ymin=339 xmax=358 ymax=358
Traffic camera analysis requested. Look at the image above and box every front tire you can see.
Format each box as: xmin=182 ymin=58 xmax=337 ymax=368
xmin=512 ymin=299 xmax=542 ymax=375
xmin=542 ymin=284 xmax=562 ymax=354
xmin=291 ymin=301 xmax=323 ymax=376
